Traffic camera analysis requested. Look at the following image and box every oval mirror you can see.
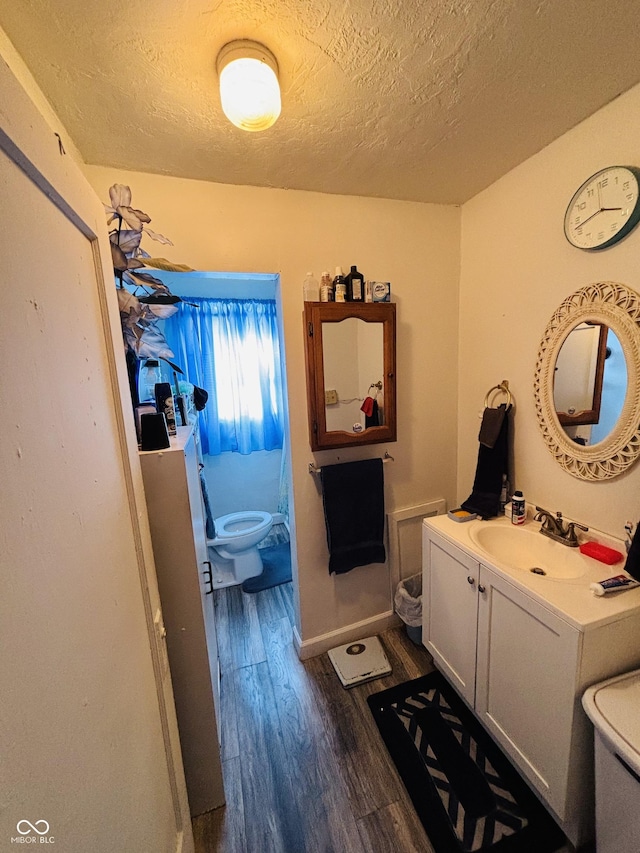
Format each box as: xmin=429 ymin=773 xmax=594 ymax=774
xmin=534 ymin=282 xmax=640 ymax=480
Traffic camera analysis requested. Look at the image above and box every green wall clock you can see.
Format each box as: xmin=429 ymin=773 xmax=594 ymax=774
xmin=564 ymin=165 xmax=640 ymax=250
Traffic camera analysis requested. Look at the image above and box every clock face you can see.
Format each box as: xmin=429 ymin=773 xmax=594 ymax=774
xmin=564 ymin=166 xmax=640 ymax=250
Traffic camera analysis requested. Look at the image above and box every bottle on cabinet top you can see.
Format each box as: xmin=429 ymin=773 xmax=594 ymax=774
xmin=345 ymin=265 xmax=364 ymax=301
xmin=319 ymin=270 xmax=333 ymax=302
xmin=333 ymin=266 xmax=347 ymax=303
xmin=303 ymin=272 xmax=319 ymax=302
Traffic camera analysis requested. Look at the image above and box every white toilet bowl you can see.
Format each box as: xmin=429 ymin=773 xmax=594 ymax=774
xmin=207 ymin=510 xmax=273 ymax=583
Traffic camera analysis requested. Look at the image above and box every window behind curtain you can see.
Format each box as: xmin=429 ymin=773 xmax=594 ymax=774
xmin=163 ymin=298 xmax=284 ymax=455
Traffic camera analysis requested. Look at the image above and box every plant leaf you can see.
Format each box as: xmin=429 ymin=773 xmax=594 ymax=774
xmin=122 ymin=327 xmax=138 ymax=352
xmin=160 ymin=357 xmax=183 ymax=374
xmin=135 ymin=324 xmax=175 ymax=360
xmin=127 ymin=270 xmax=166 ymax=288
xmin=117 ymin=205 xmax=143 ymax=231
xmin=143 ymin=227 xmax=173 ymax=246
xmin=141 ymin=257 xmax=194 ymax=273
xmin=138 ymin=293 xmax=181 ymax=305
xmin=115 ymin=229 xmax=143 ymax=254
xmin=117 ymin=288 xmax=140 ymax=314
xmin=109 ymin=184 xmax=131 ymax=209
xmin=110 ymin=242 xmax=128 ymax=272
xmin=130 ymin=207 xmax=151 ymax=224
xmin=150 ymin=283 xmax=170 ymax=294
xmin=148 ymin=303 xmax=180 ymax=319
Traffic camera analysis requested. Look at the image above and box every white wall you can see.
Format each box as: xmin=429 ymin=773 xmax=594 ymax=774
xmin=0 ymin=33 xmax=191 ymax=852
xmin=203 ymin=450 xmax=282 ymax=517
xmin=459 ymin=82 xmax=640 ymax=538
xmin=84 ymin=166 xmax=461 ymax=643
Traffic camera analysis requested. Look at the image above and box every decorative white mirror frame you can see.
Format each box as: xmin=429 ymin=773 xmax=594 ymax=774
xmin=533 ymin=282 xmax=640 ymax=480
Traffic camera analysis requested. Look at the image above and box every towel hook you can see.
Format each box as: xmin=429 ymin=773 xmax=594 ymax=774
xmin=484 ymin=379 xmax=512 ymax=409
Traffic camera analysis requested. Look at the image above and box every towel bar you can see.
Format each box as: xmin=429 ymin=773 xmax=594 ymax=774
xmin=309 ymin=451 xmax=394 ymax=475
xmin=484 ymin=379 xmax=512 ymax=409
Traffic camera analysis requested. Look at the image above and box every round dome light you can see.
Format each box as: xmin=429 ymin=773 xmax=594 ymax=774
xmin=217 ymin=40 xmax=281 ymax=132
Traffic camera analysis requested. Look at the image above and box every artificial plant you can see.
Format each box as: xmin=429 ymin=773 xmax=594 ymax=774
xmin=104 ymin=183 xmax=192 ymax=373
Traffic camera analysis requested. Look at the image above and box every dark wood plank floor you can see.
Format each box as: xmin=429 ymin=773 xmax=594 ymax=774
xmin=192 ymin=582 xmax=437 ymax=852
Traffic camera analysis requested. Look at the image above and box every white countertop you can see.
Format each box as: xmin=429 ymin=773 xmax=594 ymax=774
xmin=424 ymin=514 xmax=640 ymax=632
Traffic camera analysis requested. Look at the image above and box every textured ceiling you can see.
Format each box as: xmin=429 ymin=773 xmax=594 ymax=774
xmin=3 ymin=0 xmax=640 ymax=203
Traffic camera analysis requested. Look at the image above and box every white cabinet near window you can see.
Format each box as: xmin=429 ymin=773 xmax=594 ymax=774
xmin=422 ymin=516 xmax=640 ymax=849
xmin=140 ymin=426 xmax=224 ymax=816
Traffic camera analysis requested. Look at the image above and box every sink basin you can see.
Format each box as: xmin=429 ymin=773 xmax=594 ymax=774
xmin=469 ymin=523 xmax=587 ymax=579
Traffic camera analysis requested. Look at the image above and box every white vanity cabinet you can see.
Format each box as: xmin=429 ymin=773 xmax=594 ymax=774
xmin=475 ymin=563 xmax=579 ymax=819
xmin=139 ymin=426 xmax=224 ymax=816
xmin=422 ymin=533 xmax=479 ymax=705
xmin=423 ymin=517 xmax=640 ymax=848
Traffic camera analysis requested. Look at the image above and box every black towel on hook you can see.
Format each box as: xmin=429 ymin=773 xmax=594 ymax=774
xmin=461 ymin=404 xmax=510 ymax=519
xmin=320 ymin=459 xmax=386 ymax=574
xmin=478 ymin=406 xmax=506 ymax=449
xmin=365 ymin=399 xmax=380 ymax=428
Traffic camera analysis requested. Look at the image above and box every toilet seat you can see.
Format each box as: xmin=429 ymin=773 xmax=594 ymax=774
xmin=206 ymin=510 xmax=274 ymax=585
xmin=211 ymin=510 xmax=272 ymax=543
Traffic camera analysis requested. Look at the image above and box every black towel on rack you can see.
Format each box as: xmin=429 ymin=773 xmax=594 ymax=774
xmin=320 ymin=459 xmax=386 ymax=575
xmin=461 ymin=404 xmax=510 ymax=520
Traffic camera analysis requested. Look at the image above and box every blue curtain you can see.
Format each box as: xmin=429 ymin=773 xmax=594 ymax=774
xmin=163 ymin=298 xmax=284 ymax=455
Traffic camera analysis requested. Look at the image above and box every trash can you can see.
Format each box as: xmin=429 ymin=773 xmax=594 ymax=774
xmin=394 ymin=573 xmax=422 ymax=644
xmin=582 ymin=668 xmax=640 ymax=853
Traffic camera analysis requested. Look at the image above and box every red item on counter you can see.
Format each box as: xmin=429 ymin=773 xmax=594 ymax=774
xmin=579 ymin=541 xmax=624 ymax=565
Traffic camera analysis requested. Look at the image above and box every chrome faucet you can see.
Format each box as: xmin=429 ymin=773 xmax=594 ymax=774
xmin=534 ymin=506 xmax=589 ymax=547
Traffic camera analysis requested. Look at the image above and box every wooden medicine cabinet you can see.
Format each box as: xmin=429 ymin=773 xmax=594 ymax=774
xmin=304 ymin=302 xmax=396 ymax=451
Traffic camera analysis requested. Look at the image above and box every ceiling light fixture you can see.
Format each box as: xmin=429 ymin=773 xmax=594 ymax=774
xmin=216 ymin=40 xmax=281 ymax=132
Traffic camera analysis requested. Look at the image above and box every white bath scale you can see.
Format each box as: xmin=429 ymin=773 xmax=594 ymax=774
xmin=327 ymin=635 xmax=392 ymax=688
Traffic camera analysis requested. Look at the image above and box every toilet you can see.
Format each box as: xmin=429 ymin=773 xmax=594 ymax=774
xmin=207 ymin=510 xmax=273 ymax=584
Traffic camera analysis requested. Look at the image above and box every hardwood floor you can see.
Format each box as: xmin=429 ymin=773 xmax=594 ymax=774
xmin=192 ymin=582 xmax=575 ymax=853
xmin=192 ymin=582 xmax=437 ymax=852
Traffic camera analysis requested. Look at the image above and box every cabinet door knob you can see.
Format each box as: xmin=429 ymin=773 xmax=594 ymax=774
xmin=467 ymin=575 xmax=475 ymax=585
xmin=478 ymin=584 xmax=486 ymax=593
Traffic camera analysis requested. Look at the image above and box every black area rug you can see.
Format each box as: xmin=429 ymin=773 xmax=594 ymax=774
xmin=241 ymin=542 xmax=292 ymax=593
xmin=367 ymin=672 xmax=565 ymax=853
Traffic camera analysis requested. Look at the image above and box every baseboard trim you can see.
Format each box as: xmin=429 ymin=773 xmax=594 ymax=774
xmin=293 ymin=610 xmax=401 ymax=661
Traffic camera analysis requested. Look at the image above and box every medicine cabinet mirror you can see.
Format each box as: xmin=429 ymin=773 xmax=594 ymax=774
xmin=304 ymin=302 xmax=396 ymax=451
xmin=533 ymin=281 xmax=640 ymax=480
